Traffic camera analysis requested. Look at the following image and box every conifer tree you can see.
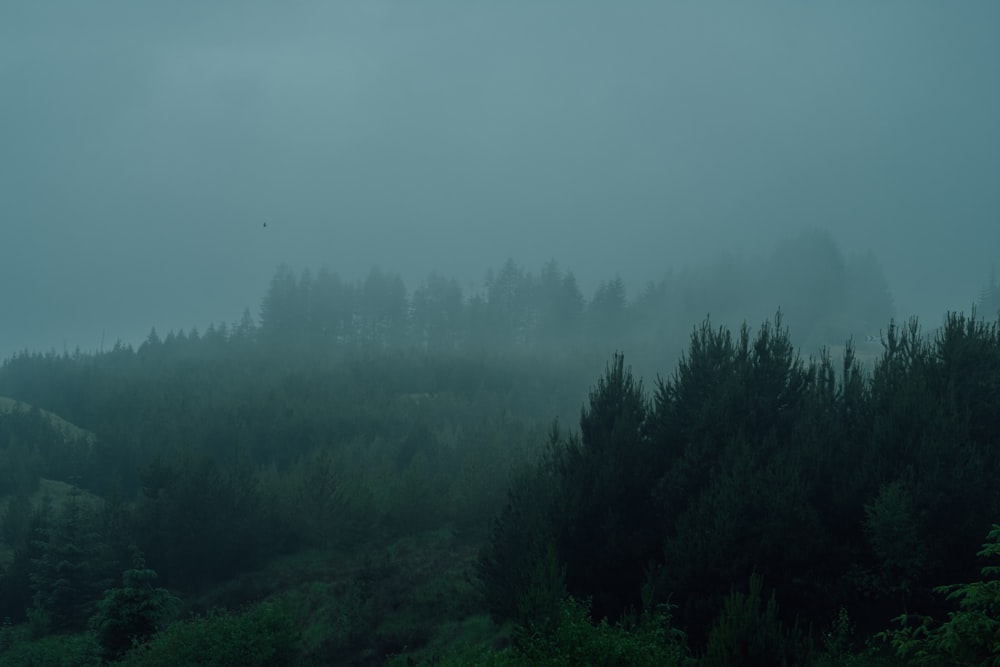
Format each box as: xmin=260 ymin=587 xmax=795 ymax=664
xmin=558 ymin=353 xmax=654 ymax=619
xmin=91 ymin=547 xmax=178 ymax=662
xmin=28 ymin=488 xmax=111 ymax=634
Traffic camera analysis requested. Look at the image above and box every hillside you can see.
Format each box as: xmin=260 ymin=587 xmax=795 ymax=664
xmin=0 ymin=274 xmax=996 ymax=665
xmin=0 ymin=395 xmax=97 ymax=447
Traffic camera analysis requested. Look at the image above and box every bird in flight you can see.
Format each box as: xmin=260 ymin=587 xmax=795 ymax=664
xmin=263 ymin=222 xmax=267 ymax=228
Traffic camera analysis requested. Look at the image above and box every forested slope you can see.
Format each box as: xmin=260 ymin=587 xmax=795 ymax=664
xmin=480 ymin=313 xmax=1000 ymax=664
xmin=1 ymin=250 xmax=997 ymax=665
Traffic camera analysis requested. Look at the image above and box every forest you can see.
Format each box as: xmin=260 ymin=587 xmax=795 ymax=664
xmin=1 ymin=235 xmax=999 ymax=666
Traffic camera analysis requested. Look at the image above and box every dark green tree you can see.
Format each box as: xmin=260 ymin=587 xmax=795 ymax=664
xmin=555 ymin=353 xmax=655 ymax=620
xmin=0 ymin=498 xmax=50 ymax=623
xmin=704 ymin=572 xmax=813 ymax=666
xmin=90 ymin=547 xmax=178 ymax=661
xmin=136 ymin=456 xmax=264 ymax=588
xmin=864 ymin=478 xmax=927 ymax=607
xmin=648 ymin=316 xmax=831 ymax=637
xmin=29 ymin=488 xmax=113 ymax=634
xmin=477 ymin=423 xmax=565 ymax=628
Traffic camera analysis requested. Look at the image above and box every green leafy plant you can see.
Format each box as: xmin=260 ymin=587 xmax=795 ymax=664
xmin=0 ymin=630 xmax=100 ymax=667
xmin=513 ymin=596 xmax=688 ymax=667
xmin=116 ymin=600 xmax=300 ymax=667
xmin=885 ymin=523 xmax=1000 ymax=666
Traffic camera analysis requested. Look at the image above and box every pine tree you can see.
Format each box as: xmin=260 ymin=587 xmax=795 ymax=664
xmin=558 ymin=353 xmax=654 ymax=620
xmin=704 ymin=572 xmax=812 ymax=666
xmin=28 ymin=488 xmax=111 ymax=634
xmin=91 ymin=547 xmax=178 ymax=662
xmin=478 ymin=422 xmax=565 ymax=626
xmin=979 ymin=265 xmax=1000 ymax=319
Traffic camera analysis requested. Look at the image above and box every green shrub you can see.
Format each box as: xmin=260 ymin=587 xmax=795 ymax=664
xmin=514 ymin=596 xmax=688 ymax=667
xmin=116 ymin=600 xmax=300 ymax=667
xmin=393 ymin=596 xmax=689 ymax=667
xmin=885 ymin=523 xmax=1000 ymax=666
xmin=704 ymin=572 xmax=813 ymax=666
xmin=0 ymin=630 xmax=101 ymax=667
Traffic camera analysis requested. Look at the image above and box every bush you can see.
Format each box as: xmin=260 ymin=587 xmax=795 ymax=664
xmin=116 ymin=601 xmax=300 ymax=667
xmin=391 ymin=597 xmax=689 ymax=667
xmin=885 ymin=523 xmax=1000 ymax=666
xmin=0 ymin=630 xmax=101 ymax=667
xmin=514 ymin=596 xmax=688 ymax=667
xmin=704 ymin=572 xmax=813 ymax=667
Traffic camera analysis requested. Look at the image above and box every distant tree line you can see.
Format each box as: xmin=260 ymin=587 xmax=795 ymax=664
xmin=0 ymin=316 xmax=588 ymax=634
xmin=250 ymin=230 xmax=893 ymax=361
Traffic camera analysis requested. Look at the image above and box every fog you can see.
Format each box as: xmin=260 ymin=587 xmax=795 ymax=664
xmin=3 ymin=1 xmax=998 ymax=358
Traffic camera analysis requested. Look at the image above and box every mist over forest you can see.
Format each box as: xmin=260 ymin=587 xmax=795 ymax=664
xmin=2 ymin=1 xmax=1000 ymax=665
xmin=2 ymin=249 xmax=1000 ymax=664
xmin=3 ymin=1 xmax=999 ymax=357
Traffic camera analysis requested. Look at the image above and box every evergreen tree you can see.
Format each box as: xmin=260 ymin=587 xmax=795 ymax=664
xmin=136 ymin=455 xmax=264 ymax=588
xmin=556 ymin=353 xmax=655 ymax=619
xmin=864 ymin=478 xmax=927 ymax=607
xmin=478 ymin=423 xmax=565 ymax=627
xmin=485 ymin=259 xmax=534 ymax=346
xmin=766 ymin=230 xmax=849 ymax=346
xmin=588 ymin=275 xmax=627 ymax=336
xmin=259 ymin=264 xmax=308 ymax=347
xmin=91 ymin=548 xmax=178 ymax=662
xmin=310 ymin=267 xmax=353 ymax=346
xmin=846 ymin=252 xmax=895 ymax=335
xmin=28 ymin=488 xmax=112 ymax=634
xmin=358 ymin=268 xmax=409 ymax=348
xmin=704 ymin=572 xmax=812 ymax=666
xmin=534 ymin=260 xmax=584 ymax=346
xmin=411 ymin=272 xmax=465 ymax=351
xmin=979 ymin=266 xmax=1000 ymax=319
xmin=0 ymin=498 xmax=50 ymax=623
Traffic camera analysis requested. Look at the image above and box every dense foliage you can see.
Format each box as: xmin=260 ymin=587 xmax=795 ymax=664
xmin=90 ymin=549 xmax=179 ymax=661
xmin=479 ymin=311 xmax=1000 ymax=658
xmin=0 ymin=248 xmax=997 ymax=665
xmin=884 ymin=523 xmax=1000 ymax=666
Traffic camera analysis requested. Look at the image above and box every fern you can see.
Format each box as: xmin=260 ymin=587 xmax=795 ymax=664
xmin=886 ymin=524 xmax=1000 ymax=666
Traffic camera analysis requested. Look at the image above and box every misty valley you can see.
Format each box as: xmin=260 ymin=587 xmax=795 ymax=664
xmin=1 ymin=240 xmax=1000 ymax=666
xmin=5 ymin=0 xmax=999 ymax=663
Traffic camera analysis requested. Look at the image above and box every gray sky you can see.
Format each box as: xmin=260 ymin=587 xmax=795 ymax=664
xmin=2 ymin=1 xmax=998 ymax=357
